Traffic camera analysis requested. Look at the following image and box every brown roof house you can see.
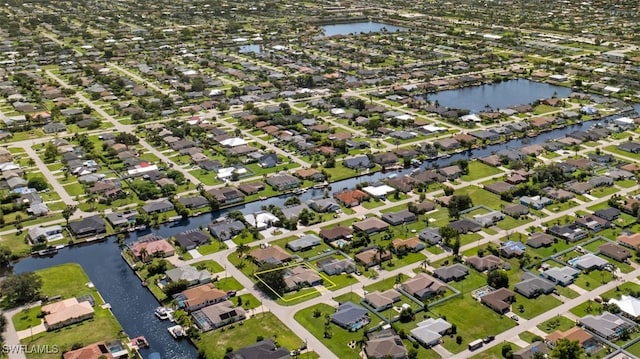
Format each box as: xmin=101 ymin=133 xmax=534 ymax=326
xmin=42 ymin=298 xmax=95 ymax=330
xmin=466 ymin=255 xmax=505 ymax=272
xmin=355 ymin=247 xmax=391 ymax=267
xmin=364 ymin=289 xmax=402 ymax=311
xmin=401 ymin=273 xmax=446 ymax=301
xmin=352 ymin=217 xmax=389 ymax=234
xmin=480 ymin=288 xmax=515 ymax=314
xmin=249 ymin=245 xmax=292 ymax=265
xmin=598 ymin=242 xmax=631 ymax=262
xmin=192 ymin=300 xmax=246 ymax=332
xmin=335 ymin=189 xmax=369 ymax=207
xmin=175 ymin=283 xmax=228 ymax=312
xmin=546 ymin=327 xmax=596 ymax=350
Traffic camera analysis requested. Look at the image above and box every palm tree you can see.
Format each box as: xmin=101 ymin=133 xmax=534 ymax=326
xmin=236 ymin=243 xmax=249 ymax=261
xmin=139 ymin=247 xmax=149 ymax=262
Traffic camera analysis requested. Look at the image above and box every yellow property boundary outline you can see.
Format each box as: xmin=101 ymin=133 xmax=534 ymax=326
xmin=254 ymin=262 xmax=337 ymax=302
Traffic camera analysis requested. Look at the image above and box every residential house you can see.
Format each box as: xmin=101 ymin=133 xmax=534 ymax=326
xmin=244 ymin=211 xmax=279 ymax=230
xmin=62 ymin=340 xmax=128 ymax=359
xmin=418 ymin=228 xmax=442 ymax=245
xmin=546 ymin=327 xmax=596 ymax=351
xmin=433 ymin=263 xmax=469 ymax=282
xmin=330 ymin=302 xmax=370 ymax=330
xmin=618 ymin=232 xmax=640 ymax=250
xmin=142 ymin=200 xmax=174 ymax=214
xmin=547 ymin=224 xmax=588 ymax=242
xmin=178 ymin=195 xmax=209 ymax=209
xmin=512 ymin=342 xmax=548 ymax=359
xmin=480 ymin=288 xmax=516 ymax=314
xmin=400 ymin=273 xmax=446 ymax=301
xmin=208 ymin=220 xmax=245 ymax=241
xmin=207 ymin=187 xmax=245 ymax=204
xmin=335 ymin=189 xmax=370 ymax=207
xmin=473 ymin=211 xmax=505 ymax=227
xmin=165 ymin=266 xmax=211 ymax=287
xmin=382 ymin=210 xmax=417 ymax=226
xmin=514 ymin=272 xmax=556 ymax=298
xmin=364 ymin=334 xmax=408 ymax=359
xmin=391 ymin=237 xmax=425 ymax=254
xmin=410 ymin=318 xmax=452 ymax=348
xmin=598 ymin=242 xmax=631 ymax=262
xmin=343 ymin=155 xmax=373 ymax=170
xmin=609 ymin=295 xmax=640 ymax=321
xmin=130 ymin=236 xmax=175 ymax=261
xmin=542 ymin=266 xmax=580 ymax=286
xmin=308 ymin=198 xmax=340 ymax=213
xmin=578 ymin=312 xmax=636 ymax=341
xmin=286 ymin=234 xmax=322 ymax=252
xmin=500 ymin=241 xmax=526 ymax=258
xmin=249 ymin=245 xmax=291 ymax=265
xmin=353 ymin=217 xmax=390 ymax=234
xmin=295 ymin=168 xmax=325 ymax=182
xmin=317 ymin=257 xmax=356 ymax=275
xmin=466 ymin=255 xmax=504 ymax=272
xmin=449 ymin=219 xmax=482 ymax=233
xmin=266 ymin=173 xmax=300 ymax=191
xmin=364 ymin=289 xmax=402 ymax=311
xmin=319 ymin=226 xmax=353 ymax=242
xmin=438 ymin=165 xmax=462 ymax=180
xmin=174 ymin=230 xmax=210 ymax=250
xmin=355 ymin=248 xmax=392 ymax=267
xmin=192 ymin=300 xmax=246 ymax=331
xmin=527 ymin=233 xmax=554 ymax=248
xmin=68 ymin=215 xmax=106 ymax=238
xmin=27 ymin=225 xmax=63 ymax=243
xmin=372 ymin=153 xmax=400 ymax=168
xmin=503 ymin=204 xmax=529 ymax=218
xmin=42 ymin=298 xmax=95 ymax=330
xmin=484 ymin=181 xmax=514 ymax=195
xmin=572 ymin=253 xmax=608 ymax=271
xmin=224 ymin=339 xmax=289 ymax=359
xmin=520 ymin=195 xmax=553 ymax=210
xmin=283 ymin=266 xmax=323 ymax=292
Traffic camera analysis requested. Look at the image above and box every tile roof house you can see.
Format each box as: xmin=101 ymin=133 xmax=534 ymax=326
xmin=514 ymin=272 xmax=556 ymax=298
xmin=319 ymin=226 xmax=353 ymax=242
xmin=500 ymin=241 xmax=526 ymax=258
xmin=355 ymin=248 xmax=391 ymax=267
xmin=512 ymin=341 xmax=548 ymax=359
xmin=42 ymin=297 xmax=95 ymax=330
xmin=208 ymin=220 xmax=245 ymax=241
xmin=598 ymin=242 xmax=631 ymax=262
xmin=466 ymin=255 xmax=504 ymax=272
xmin=609 ymin=295 xmax=640 ymax=320
xmin=335 ymin=189 xmax=369 ymax=207
xmin=62 ymin=340 xmax=128 ymax=359
xmin=193 ymin=300 xmax=246 ymax=331
xmin=418 ymin=228 xmax=442 ymax=245
xmin=330 ymin=301 xmax=370 ymax=330
xmin=174 ymin=283 xmax=228 ymax=312
xmin=27 ymin=225 xmax=63 ymax=243
xmin=480 ymin=288 xmax=515 ymax=314
xmin=391 ymin=237 xmax=425 ymax=254
xmin=618 ymin=232 xmax=640 ymax=250
xmin=433 ymin=263 xmax=469 ymax=282
xmin=353 ymin=217 xmax=389 ymax=234
xmin=249 ymin=245 xmax=291 ymax=265
xmin=283 ymin=266 xmax=323 ymax=291
xmin=503 ymin=204 xmax=529 ymax=218
xmin=142 ymin=200 xmax=175 ymax=214
xmin=165 ymin=265 xmax=211 ymax=286
xmin=364 ymin=289 xmax=402 ymax=311
xmin=266 ymin=173 xmax=300 ymax=190
xmin=448 ymin=219 xmax=482 ymax=233
xmin=546 ymin=327 xmax=596 ymax=350
xmin=130 ymin=236 xmax=175 ymax=261
xmin=317 ymin=257 xmax=356 ymax=275
xmin=382 ymin=210 xmax=417 ymax=226
xmin=401 ymin=273 xmax=446 ymax=300
xmin=527 ymin=233 xmax=554 ymax=248
xmin=343 ymin=155 xmax=373 ymax=170
xmin=571 ymin=253 xmax=608 ymax=271
xmin=364 ymin=334 xmax=408 ymax=359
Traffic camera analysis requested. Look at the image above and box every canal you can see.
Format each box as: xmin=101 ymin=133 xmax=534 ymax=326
xmin=321 ymin=22 xmax=406 ymax=36
xmin=12 ymin=82 xmax=636 ymax=358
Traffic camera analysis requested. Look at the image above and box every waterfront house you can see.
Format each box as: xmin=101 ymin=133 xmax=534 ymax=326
xmin=174 ymin=283 xmax=228 ymax=312
xmin=192 ymin=300 xmax=246 ymax=331
xmin=42 ymin=297 xmax=95 ymax=330
xmin=165 ymin=265 xmax=211 ymax=287
xmin=224 ymin=339 xmax=289 ymax=359
xmin=68 ymin=215 xmax=106 ymax=238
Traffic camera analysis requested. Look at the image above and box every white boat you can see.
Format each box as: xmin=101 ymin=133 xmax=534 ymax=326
xmin=154 ymin=307 xmax=174 ymax=321
xmin=168 ymin=325 xmax=187 ymax=339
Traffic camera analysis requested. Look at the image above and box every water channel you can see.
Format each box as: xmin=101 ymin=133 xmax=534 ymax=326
xmin=13 ymin=81 xmax=636 ymax=359
xmin=320 ymin=22 xmax=406 ymax=36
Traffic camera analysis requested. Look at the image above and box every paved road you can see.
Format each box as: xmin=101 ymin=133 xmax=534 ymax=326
xmin=21 ymin=145 xmax=77 ymax=206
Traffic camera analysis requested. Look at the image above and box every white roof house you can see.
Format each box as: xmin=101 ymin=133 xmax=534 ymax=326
xmin=244 ymin=212 xmax=279 ymax=230
xmin=460 ymin=114 xmax=482 ymax=122
xmin=410 ymin=318 xmax=452 ymax=347
xmin=363 ymin=185 xmax=396 ymax=198
xmin=609 ymin=295 xmax=640 ymax=319
xmin=219 ymin=138 xmax=247 ymax=148
xmin=217 ymin=167 xmax=247 ymax=181
xmin=422 ymin=124 xmax=447 ymax=133
xmin=127 ymin=165 xmax=159 ymax=176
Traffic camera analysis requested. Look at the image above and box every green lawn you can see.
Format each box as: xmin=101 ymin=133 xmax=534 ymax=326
xmin=295 ymin=303 xmax=373 ymax=359
xmin=537 ymin=315 xmax=576 ymax=333
xmin=195 ymin=312 xmax=313 ymax=359
xmin=12 ymin=306 xmax=42 ymax=331
xmin=456 ymin=186 xmax=505 ymax=211
xmin=590 ymin=186 xmax=620 ymax=198
xmin=63 ymin=183 xmax=85 ymax=196
xmin=470 ymin=342 xmax=519 ymax=359
xmin=460 ymin=161 xmax=503 ymax=182
xmin=364 ymin=274 xmax=408 ymax=293
xmin=215 ymin=277 xmax=244 ymax=291
xmin=426 ymin=295 xmax=517 ymax=353
xmin=513 ymin=293 xmax=562 ymax=320
xmin=192 ymin=259 xmax=225 ymax=273
xmin=519 ymin=331 xmax=543 ymax=343
xmin=197 ymin=241 xmax=227 ymax=255
xmin=573 ymin=269 xmax=615 ymax=291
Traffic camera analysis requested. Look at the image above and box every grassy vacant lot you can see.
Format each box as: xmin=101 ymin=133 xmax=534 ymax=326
xmin=423 ymin=295 xmax=517 ymax=353
xmin=192 ymin=259 xmax=224 ymax=273
xmin=16 ymin=264 xmax=124 ymax=359
xmin=456 ymin=186 xmax=505 ymax=211
xmin=195 ymin=312 xmax=316 ymax=359
xmin=460 ymin=161 xmax=503 ymax=182
xmin=513 ymin=293 xmax=562 ymax=320
xmin=537 ymin=315 xmax=576 ymax=333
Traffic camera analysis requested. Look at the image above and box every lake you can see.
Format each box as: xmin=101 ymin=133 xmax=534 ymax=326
xmin=426 ymin=79 xmax=573 ymax=113
xmin=321 ymin=22 xmax=406 ymax=36
xmin=238 ymin=44 xmax=261 ymax=54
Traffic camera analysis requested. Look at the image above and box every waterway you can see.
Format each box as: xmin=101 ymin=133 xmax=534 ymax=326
xmin=425 ymin=79 xmax=573 ymax=113
xmin=11 ymin=82 xmax=636 ymax=358
xmin=238 ymin=44 xmax=261 ymax=54
xmin=321 ymin=22 xmax=406 ymax=36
